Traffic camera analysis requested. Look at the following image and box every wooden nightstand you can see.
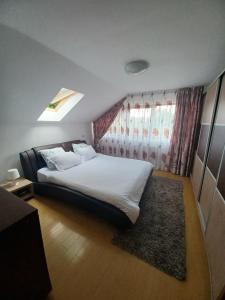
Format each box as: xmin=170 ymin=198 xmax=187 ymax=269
xmin=0 ymin=178 xmax=33 ymax=201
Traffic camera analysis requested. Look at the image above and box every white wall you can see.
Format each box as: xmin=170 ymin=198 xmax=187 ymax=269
xmin=0 ymin=122 xmax=91 ymax=181
xmin=0 ymin=24 xmax=124 ymax=124
xmin=0 ymin=25 xmax=110 ymax=181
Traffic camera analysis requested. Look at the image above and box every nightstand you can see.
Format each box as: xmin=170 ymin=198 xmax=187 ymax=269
xmin=0 ymin=178 xmax=33 ymax=201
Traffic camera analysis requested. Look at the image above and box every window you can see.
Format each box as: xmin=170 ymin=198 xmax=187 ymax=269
xmin=130 ymin=108 xmax=152 ymax=119
xmin=98 ymin=93 xmax=177 ymax=170
xmin=38 ymin=88 xmax=84 ymax=122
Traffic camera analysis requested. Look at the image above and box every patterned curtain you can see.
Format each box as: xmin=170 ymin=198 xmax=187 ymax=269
xmin=166 ymin=86 xmax=204 ymax=176
xmin=99 ymin=91 xmax=176 ymax=170
xmin=93 ymin=98 xmax=125 ymax=150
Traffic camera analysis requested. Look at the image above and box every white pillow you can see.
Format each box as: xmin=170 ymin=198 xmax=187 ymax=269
xmin=77 ymin=145 xmax=97 ymax=161
xmin=50 ymin=151 xmax=82 ymax=171
xmin=39 ymin=147 xmax=65 ymax=170
xmin=72 ymin=143 xmax=88 ymax=153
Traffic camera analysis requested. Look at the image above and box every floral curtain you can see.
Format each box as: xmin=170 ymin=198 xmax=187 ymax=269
xmin=93 ymin=98 xmax=125 ymax=149
xmin=99 ymin=91 xmax=176 ymax=170
xmin=166 ymin=86 xmax=203 ymax=176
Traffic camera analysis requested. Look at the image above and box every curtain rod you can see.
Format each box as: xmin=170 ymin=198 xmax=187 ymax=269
xmin=127 ymin=88 xmax=177 ymax=97
xmin=127 ymin=84 xmax=204 ymax=97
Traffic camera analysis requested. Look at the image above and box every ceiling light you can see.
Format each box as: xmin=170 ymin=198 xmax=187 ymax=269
xmin=125 ymin=60 xmax=150 ymax=75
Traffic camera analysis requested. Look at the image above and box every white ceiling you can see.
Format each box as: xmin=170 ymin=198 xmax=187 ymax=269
xmin=0 ymin=0 xmax=225 ymax=122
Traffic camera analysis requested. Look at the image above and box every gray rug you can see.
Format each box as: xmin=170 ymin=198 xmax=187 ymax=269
xmin=112 ymin=176 xmax=186 ymax=280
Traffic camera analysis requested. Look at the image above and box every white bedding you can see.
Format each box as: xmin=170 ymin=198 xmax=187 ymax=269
xmin=37 ymin=154 xmax=153 ymax=223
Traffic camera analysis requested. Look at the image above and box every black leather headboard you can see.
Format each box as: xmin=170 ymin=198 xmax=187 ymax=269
xmin=20 ymin=140 xmax=86 ymax=182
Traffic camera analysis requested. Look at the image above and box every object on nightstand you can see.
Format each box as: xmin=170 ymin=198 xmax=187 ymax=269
xmin=7 ymin=168 xmax=20 ymax=186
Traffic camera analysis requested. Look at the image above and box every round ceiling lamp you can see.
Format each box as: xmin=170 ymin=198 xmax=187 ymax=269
xmin=125 ymin=59 xmax=150 ymax=75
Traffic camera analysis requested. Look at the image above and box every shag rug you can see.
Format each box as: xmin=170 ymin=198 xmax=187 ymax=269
xmin=112 ymin=176 xmax=186 ymax=280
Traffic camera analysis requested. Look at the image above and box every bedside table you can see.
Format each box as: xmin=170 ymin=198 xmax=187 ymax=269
xmin=0 ymin=178 xmax=33 ymax=201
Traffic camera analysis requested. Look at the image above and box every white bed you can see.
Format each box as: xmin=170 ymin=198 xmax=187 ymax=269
xmin=37 ymin=154 xmax=153 ymax=223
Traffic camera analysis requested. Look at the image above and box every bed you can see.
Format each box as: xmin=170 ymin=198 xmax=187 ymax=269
xmin=20 ymin=140 xmax=153 ymax=227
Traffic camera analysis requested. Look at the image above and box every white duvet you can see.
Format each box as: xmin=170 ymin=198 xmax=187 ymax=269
xmin=37 ymin=154 xmax=153 ymax=223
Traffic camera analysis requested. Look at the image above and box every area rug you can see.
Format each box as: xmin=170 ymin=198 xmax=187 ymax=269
xmin=112 ymin=176 xmax=186 ymax=280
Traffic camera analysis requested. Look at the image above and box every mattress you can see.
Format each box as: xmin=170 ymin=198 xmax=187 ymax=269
xmin=37 ymin=154 xmax=153 ymax=223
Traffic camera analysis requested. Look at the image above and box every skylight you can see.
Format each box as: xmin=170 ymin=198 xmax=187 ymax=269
xmin=38 ymin=88 xmax=84 ymax=121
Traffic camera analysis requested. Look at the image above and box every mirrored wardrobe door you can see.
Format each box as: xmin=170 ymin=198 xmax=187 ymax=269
xmin=200 ymin=75 xmax=225 ymax=227
xmin=201 ymin=75 xmax=225 ymax=300
xmin=191 ymin=79 xmax=219 ymax=202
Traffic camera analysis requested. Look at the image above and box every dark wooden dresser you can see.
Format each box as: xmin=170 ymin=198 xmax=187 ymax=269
xmin=0 ymin=187 xmax=51 ymax=300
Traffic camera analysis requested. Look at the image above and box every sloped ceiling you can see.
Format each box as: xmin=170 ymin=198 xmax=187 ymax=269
xmin=0 ymin=0 xmax=225 ymax=123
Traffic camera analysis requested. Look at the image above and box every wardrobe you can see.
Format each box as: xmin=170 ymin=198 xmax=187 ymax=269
xmin=191 ymin=71 xmax=225 ymax=300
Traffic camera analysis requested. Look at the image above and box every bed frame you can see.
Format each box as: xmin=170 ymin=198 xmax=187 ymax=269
xmin=20 ymin=140 xmax=150 ymax=227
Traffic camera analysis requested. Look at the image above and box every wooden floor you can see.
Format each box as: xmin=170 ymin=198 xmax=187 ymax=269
xmin=29 ymin=171 xmax=211 ymax=300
